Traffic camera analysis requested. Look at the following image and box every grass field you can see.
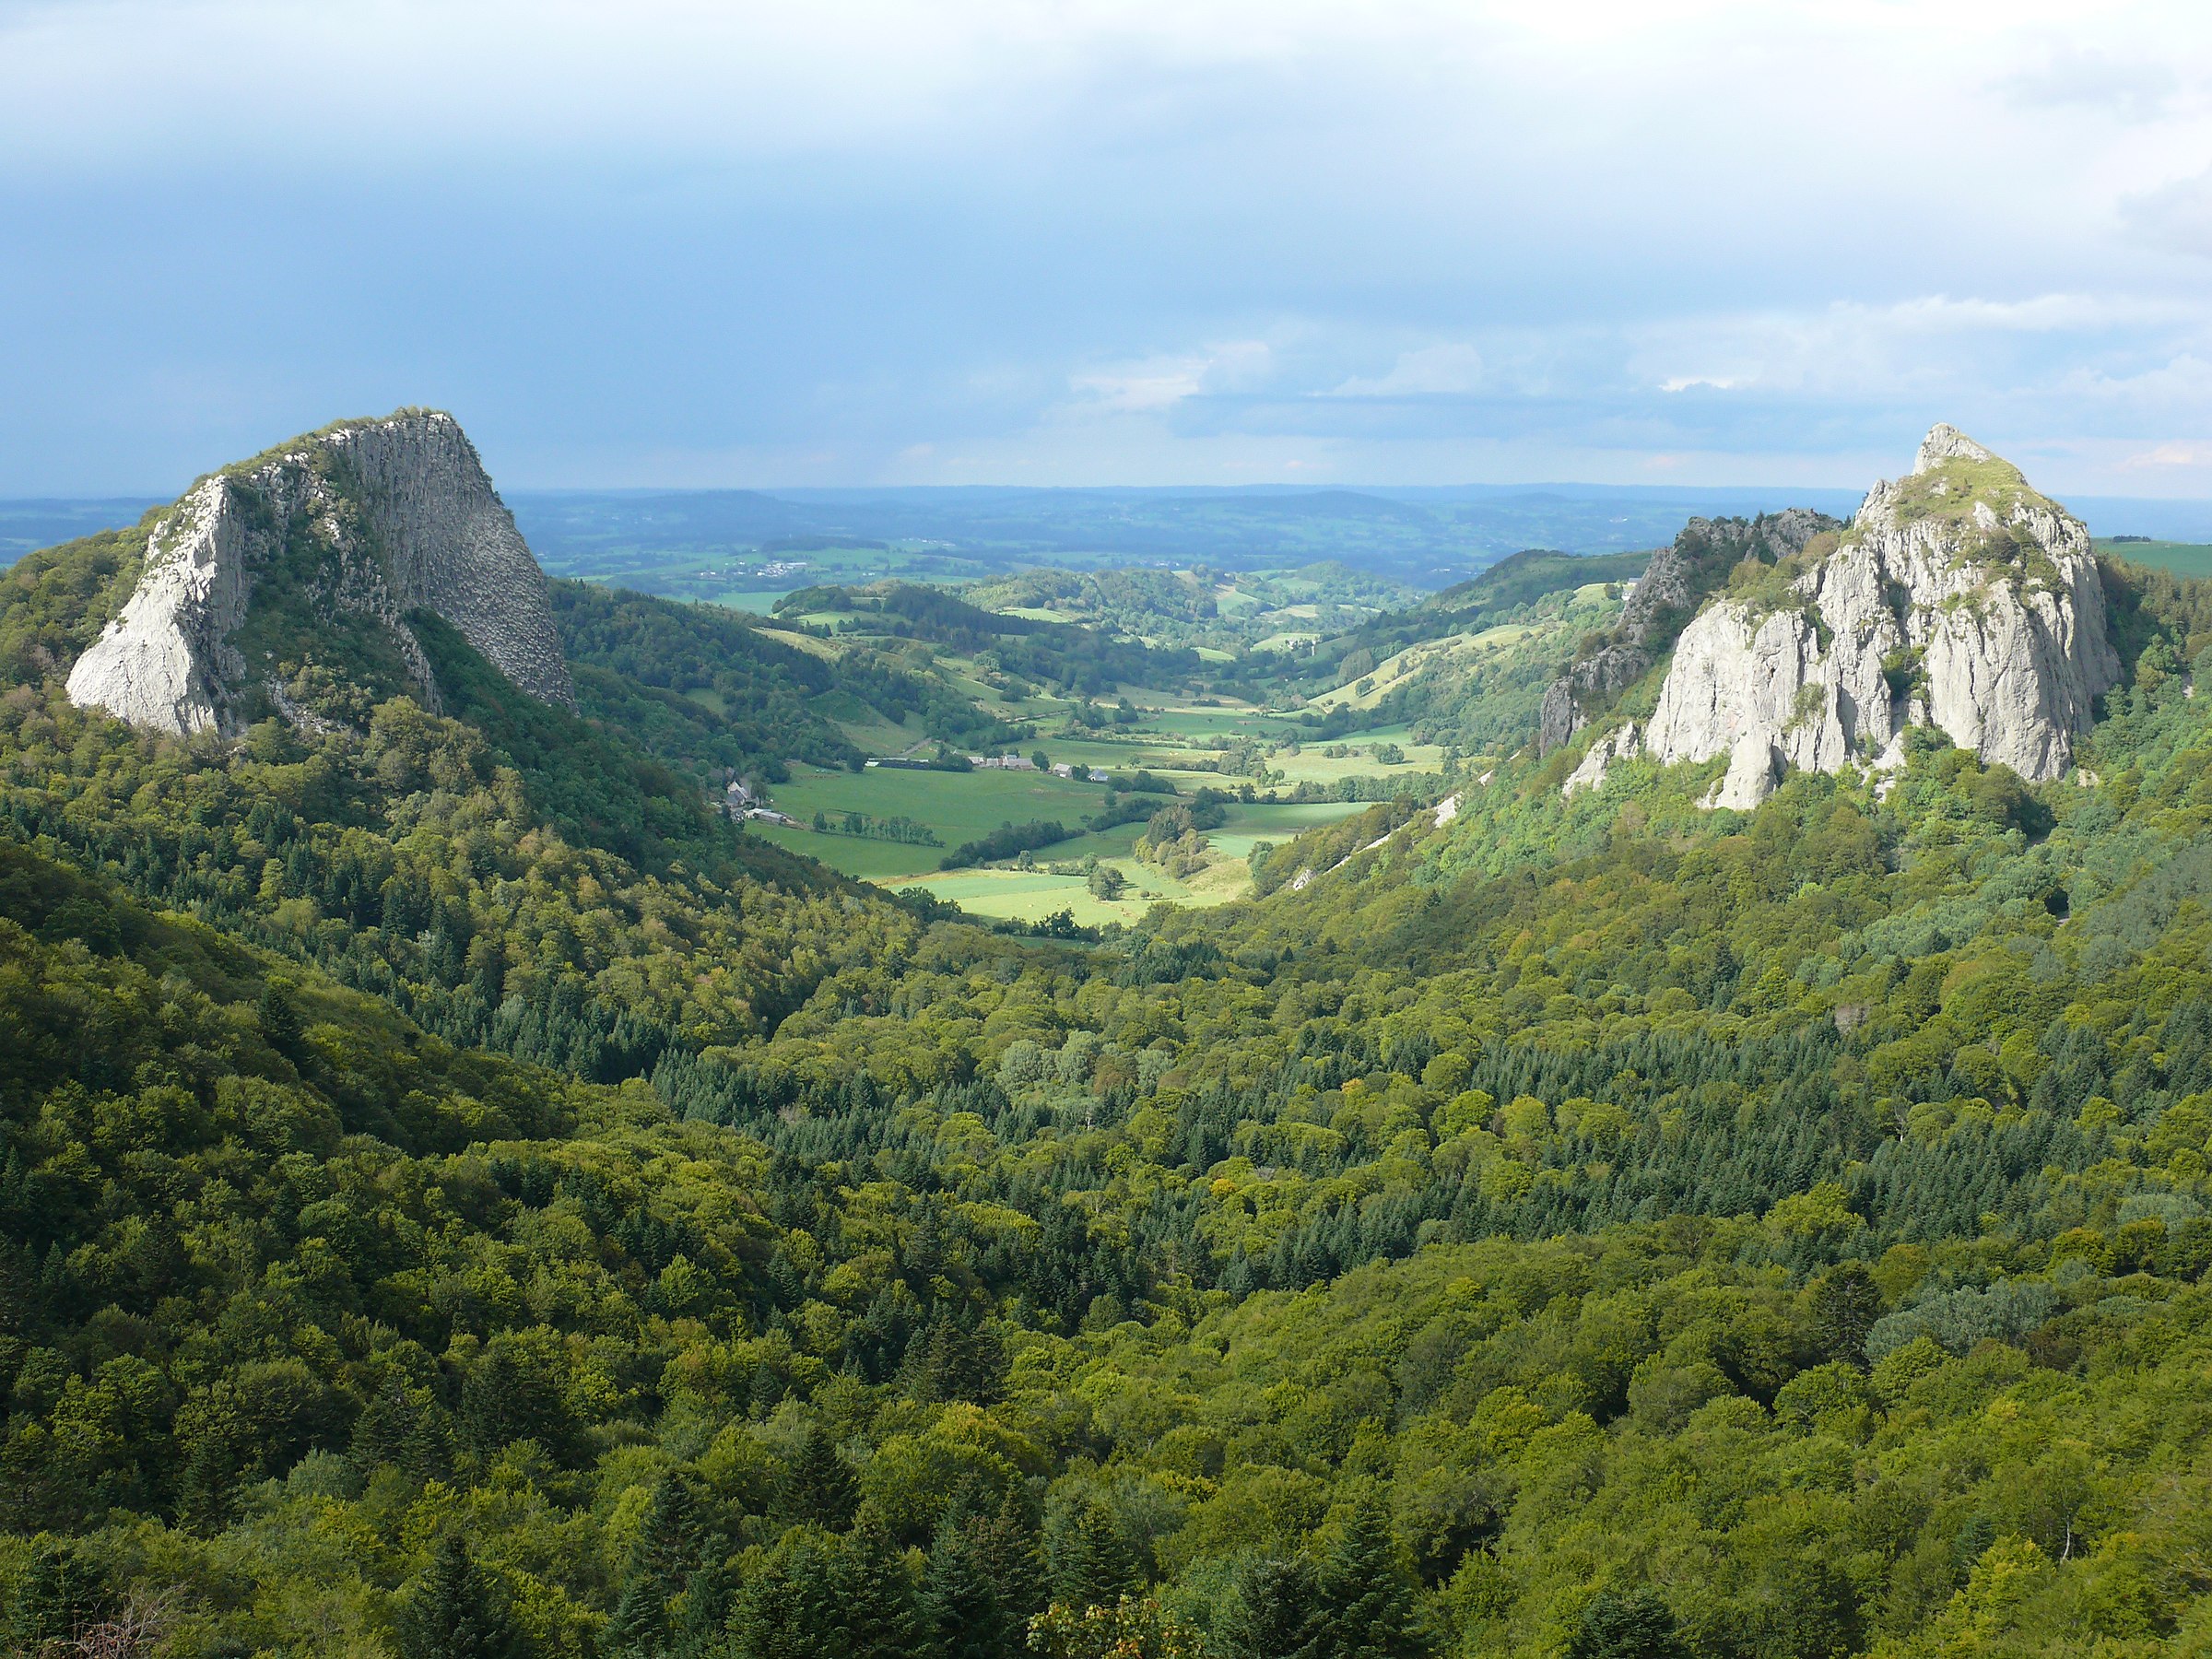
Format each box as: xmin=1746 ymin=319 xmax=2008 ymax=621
xmin=747 ymin=762 xmax=1119 ymax=876
xmin=749 ymin=779 xmax=1370 ymax=922
xmin=679 ymin=573 xmax=1445 ymax=914
xmin=1270 ymin=727 xmax=1449 ymax=786
xmin=2102 ymin=540 xmax=2212 ymax=580
xmin=1206 ymin=800 xmax=1368 ymax=859
xmin=886 ymin=868 xmax=1164 ymax=927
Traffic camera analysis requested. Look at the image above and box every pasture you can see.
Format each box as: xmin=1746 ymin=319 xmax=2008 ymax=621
xmin=757 ymin=785 xmax=1371 ymax=924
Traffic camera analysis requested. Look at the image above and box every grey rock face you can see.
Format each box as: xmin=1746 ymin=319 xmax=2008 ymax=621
xmin=1536 ymin=642 xmax=1648 ymax=755
xmin=1560 ymin=720 xmax=1643 ymax=798
xmin=67 ymin=410 xmax=573 ymax=735
xmin=1632 ymin=424 xmax=2116 ymax=807
xmin=1535 ymin=508 xmax=1841 ymax=755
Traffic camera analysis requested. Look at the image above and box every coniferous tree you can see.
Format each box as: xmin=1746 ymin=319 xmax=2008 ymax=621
xmin=667 ymin=1547 xmax=735 ymax=1659
xmin=1564 ymin=1590 xmax=1689 ymax=1659
xmin=1312 ymin=1494 xmax=1426 ymax=1659
xmin=839 ymin=1522 xmax=924 ymax=1659
xmin=402 ymin=1402 xmax=458 ymax=1486
xmin=971 ymin=1488 xmax=1049 ymax=1622
xmin=730 ymin=1526 xmax=844 ymax=1659
xmin=395 ymin=1533 xmax=528 ymax=1659
xmin=1050 ymin=1498 xmax=1141 ymax=1611
xmin=602 ymin=1473 xmax=701 ymax=1656
xmin=782 ymin=1423 xmax=860 ymax=1528
xmin=923 ymin=1510 xmax=1016 ymax=1659
xmin=255 ymin=973 xmax=302 ymax=1052
xmin=6 ymin=1535 xmax=103 ymax=1653
xmin=1219 ymin=1554 xmax=1324 ymax=1659
xmin=1809 ymin=1262 xmax=1885 ymax=1368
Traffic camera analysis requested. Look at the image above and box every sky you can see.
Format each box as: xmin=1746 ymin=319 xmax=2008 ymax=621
xmin=8 ymin=0 xmax=2212 ymax=498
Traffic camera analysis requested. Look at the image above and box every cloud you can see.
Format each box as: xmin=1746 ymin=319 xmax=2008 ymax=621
xmin=1626 ymin=293 xmax=2205 ymax=408
xmin=2125 ymin=167 xmax=2212 ymax=260
xmin=1331 ymin=343 xmax=1485 ymax=397
xmin=2123 ymin=441 xmax=2212 ymax=468
xmin=11 ymin=2 xmax=2212 ymax=492
xmin=1994 ymin=45 xmax=2180 ymax=120
xmin=1067 ymin=340 xmax=1273 ymax=413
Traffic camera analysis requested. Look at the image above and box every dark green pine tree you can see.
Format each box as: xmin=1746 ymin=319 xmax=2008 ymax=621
xmin=904 ymin=1304 xmax=1009 ymax=1405
xmin=1808 ymin=1262 xmax=1885 ymax=1368
xmin=922 ymin=1511 xmax=1016 ymax=1659
xmin=255 ymin=973 xmax=302 ymax=1052
xmin=782 ymin=1422 xmax=860 ymax=1528
xmin=1563 ymin=1589 xmax=1690 ymax=1659
xmin=601 ymin=1473 xmax=701 ymax=1656
xmin=1219 ymin=1553 xmax=1324 ymax=1659
xmin=348 ymin=1380 xmax=412 ymax=1475
xmin=730 ymin=1526 xmax=846 ymax=1659
xmin=395 ymin=1533 xmax=529 ymax=1659
xmin=401 ymin=1398 xmax=457 ymax=1485
xmin=970 ymin=1488 xmax=1048 ymax=1622
xmin=667 ymin=1546 xmax=736 ymax=1659
xmin=1049 ymin=1497 xmax=1140 ymax=1611
xmin=6 ymin=1536 xmax=103 ymax=1653
xmin=1312 ymin=1494 xmax=1426 ymax=1659
xmin=839 ymin=1523 xmax=924 ymax=1659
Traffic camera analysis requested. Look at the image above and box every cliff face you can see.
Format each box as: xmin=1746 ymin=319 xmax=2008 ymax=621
xmin=1568 ymin=425 xmax=2119 ymax=807
xmin=1536 ymin=508 xmax=1840 ymax=755
xmin=66 ymin=410 xmax=572 ymax=735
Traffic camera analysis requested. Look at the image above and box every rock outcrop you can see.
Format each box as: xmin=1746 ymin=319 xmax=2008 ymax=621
xmin=1536 ymin=508 xmax=1839 ymax=754
xmin=67 ymin=410 xmax=572 ymax=735
xmin=1570 ymin=425 xmax=2118 ymax=807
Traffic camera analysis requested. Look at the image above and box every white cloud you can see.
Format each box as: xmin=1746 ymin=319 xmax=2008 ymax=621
xmin=2125 ymin=167 xmax=2212 ymax=259
xmin=2123 ymin=441 xmax=2212 ymax=468
xmin=1067 ymin=340 xmax=1272 ymax=413
xmin=1627 ymin=293 xmax=2212 ymax=405
xmin=1331 ymin=343 xmax=1485 ymax=396
xmin=13 ymin=1 xmax=2212 ymax=490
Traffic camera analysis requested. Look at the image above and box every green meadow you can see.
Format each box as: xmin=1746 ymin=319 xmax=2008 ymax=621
xmin=745 ymin=762 xmax=1120 ymax=877
xmin=2101 ymin=539 xmax=2212 ymax=580
xmin=755 ymin=788 xmax=1370 ymax=923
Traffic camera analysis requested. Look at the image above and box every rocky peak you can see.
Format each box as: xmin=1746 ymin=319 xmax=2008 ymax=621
xmin=1912 ymin=422 xmax=1994 ymax=473
xmin=65 ymin=409 xmax=573 ymax=736
xmin=1565 ymin=424 xmax=2119 ymax=807
xmin=1536 ymin=507 xmax=1841 ymax=755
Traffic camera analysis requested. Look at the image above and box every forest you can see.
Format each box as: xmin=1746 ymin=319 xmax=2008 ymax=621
xmin=6 ymin=501 xmax=2212 ymax=1657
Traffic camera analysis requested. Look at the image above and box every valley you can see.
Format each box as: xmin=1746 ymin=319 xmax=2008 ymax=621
xmin=10 ymin=412 xmax=2212 ymax=1658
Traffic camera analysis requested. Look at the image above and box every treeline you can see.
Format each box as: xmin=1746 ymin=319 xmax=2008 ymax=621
xmin=550 ymin=581 xmax=864 ymax=776
xmin=556 ymin=578 xmax=1024 ymax=760
xmin=784 ymin=580 xmax=1204 ymax=698
xmin=941 ymin=818 xmax=1072 ymax=869
xmin=810 ymin=809 xmax=942 ymax=846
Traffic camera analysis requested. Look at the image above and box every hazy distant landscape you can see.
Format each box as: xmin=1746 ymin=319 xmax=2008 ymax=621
xmin=18 ymin=481 xmax=2212 ymax=595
